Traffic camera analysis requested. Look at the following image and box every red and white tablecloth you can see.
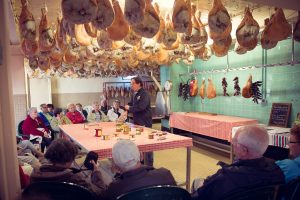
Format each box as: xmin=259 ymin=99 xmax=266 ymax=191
xmin=59 ymin=122 xmax=193 ymax=158
xmin=170 ymin=112 xmax=258 ymax=142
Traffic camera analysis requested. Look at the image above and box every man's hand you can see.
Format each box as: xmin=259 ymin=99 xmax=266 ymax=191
xmin=125 ymin=105 xmax=130 ymax=110
xmin=90 ymin=160 xmax=99 ymax=172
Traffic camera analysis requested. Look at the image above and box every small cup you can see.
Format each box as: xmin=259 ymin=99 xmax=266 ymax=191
xmin=148 ymin=133 xmax=154 ymax=139
xmin=95 ymin=128 xmax=102 ymax=137
xmin=102 ymin=134 xmax=110 ymax=140
xmin=136 ymin=129 xmax=141 ymax=135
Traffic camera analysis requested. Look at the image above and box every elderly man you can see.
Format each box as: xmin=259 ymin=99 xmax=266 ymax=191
xmin=191 ymin=125 xmax=285 ymax=200
xmin=87 ymin=101 xmax=109 ymax=122
xmin=103 ymin=139 xmax=176 ymax=200
xmin=107 ymin=100 xmax=126 ymax=122
xmin=38 ymin=103 xmax=53 ymax=128
xmin=276 ymin=124 xmax=300 ymax=183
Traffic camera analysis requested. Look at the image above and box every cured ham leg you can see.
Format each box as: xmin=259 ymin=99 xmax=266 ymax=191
xmin=162 ymin=14 xmax=178 ymax=48
xmin=172 ymin=0 xmax=192 ymax=34
xmin=207 ymin=78 xmax=216 ymax=99
xmin=132 ymin=0 xmax=160 ymax=38
xmin=261 ymin=18 xmax=277 ymax=50
xmin=61 ymin=0 xmax=98 ymax=24
xmin=39 ymin=8 xmax=56 ymax=52
xmin=242 ymin=75 xmax=252 ymax=98
xmin=199 ymin=79 xmax=205 ymax=99
xmin=124 ymin=0 xmax=146 ymax=25
xmin=92 ymin=0 xmax=114 ymax=30
xmin=19 ymin=0 xmax=36 ymax=40
xmin=212 ymin=35 xmax=232 ymax=57
xmin=208 ymin=0 xmax=231 ymax=40
xmin=263 ymin=8 xmax=291 ymax=42
xmin=236 ymin=7 xmax=259 ymax=51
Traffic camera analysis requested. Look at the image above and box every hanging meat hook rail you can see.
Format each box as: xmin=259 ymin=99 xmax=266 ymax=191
xmin=178 ymin=60 xmax=300 ymax=77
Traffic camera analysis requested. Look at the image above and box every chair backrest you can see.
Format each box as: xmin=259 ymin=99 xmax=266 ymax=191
xmin=221 ymin=184 xmax=281 ymax=200
xmin=279 ymin=176 xmax=300 ymax=200
xmin=18 ymin=120 xmax=25 ymax=136
xmin=117 ymin=185 xmax=191 ymax=200
xmin=22 ymin=181 xmax=95 ymax=200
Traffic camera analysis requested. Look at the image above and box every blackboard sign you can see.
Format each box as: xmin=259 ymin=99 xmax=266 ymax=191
xmin=269 ymin=103 xmax=291 ymax=127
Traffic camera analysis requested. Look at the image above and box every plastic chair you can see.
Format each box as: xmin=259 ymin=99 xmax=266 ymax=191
xmin=22 ymin=181 xmax=95 ymax=200
xmin=279 ymin=176 xmax=300 ymax=200
xmin=221 ymin=184 xmax=281 ymax=200
xmin=117 ymin=185 xmax=191 ymax=200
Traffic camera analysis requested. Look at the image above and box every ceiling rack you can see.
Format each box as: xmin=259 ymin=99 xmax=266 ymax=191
xmin=179 ymin=60 xmax=300 ymax=77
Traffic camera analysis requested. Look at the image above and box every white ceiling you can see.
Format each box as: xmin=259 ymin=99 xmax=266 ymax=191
xmin=8 ymin=0 xmax=300 ymax=45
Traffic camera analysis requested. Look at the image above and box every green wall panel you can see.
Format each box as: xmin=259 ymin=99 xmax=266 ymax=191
xmin=162 ymin=38 xmax=300 ymax=127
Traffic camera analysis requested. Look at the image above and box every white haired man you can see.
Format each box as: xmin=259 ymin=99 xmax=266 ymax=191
xmin=103 ymin=139 xmax=176 ymax=200
xmin=107 ymin=100 xmax=126 ymax=122
xmin=191 ymin=125 xmax=285 ymax=200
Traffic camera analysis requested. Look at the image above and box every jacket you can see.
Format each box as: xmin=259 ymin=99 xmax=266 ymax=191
xmin=50 ymin=116 xmax=72 ymax=132
xmin=103 ymin=165 xmax=176 ymax=200
xmin=192 ymin=157 xmax=285 ymax=200
xmin=30 ymin=162 xmax=106 ymax=196
xmin=22 ymin=115 xmax=49 ymax=139
xmin=66 ymin=111 xmax=84 ymax=124
xmin=87 ymin=110 xmax=109 ymax=122
xmin=107 ymin=108 xmax=125 ymax=122
xmin=128 ymin=88 xmax=152 ymax=128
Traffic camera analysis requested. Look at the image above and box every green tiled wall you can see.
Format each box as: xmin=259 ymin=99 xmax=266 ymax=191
xmin=161 ymin=39 xmax=300 ymax=126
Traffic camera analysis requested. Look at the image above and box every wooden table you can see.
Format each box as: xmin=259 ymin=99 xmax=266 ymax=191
xmin=59 ymin=122 xmax=193 ymax=191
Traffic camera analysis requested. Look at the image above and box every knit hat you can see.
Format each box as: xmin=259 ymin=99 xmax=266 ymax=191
xmin=112 ymin=139 xmax=140 ymax=171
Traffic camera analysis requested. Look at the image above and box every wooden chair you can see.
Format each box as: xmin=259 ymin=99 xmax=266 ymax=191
xmin=117 ymin=185 xmax=191 ymax=200
xmin=22 ymin=181 xmax=95 ymax=200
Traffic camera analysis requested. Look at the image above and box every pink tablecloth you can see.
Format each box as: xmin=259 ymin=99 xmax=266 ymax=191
xmin=60 ymin=122 xmax=193 ymax=158
xmin=169 ymin=112 xmax=258 ymax=141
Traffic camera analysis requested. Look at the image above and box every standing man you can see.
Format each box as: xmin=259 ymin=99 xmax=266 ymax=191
xmin=125 ymin=76 xmax=152 ymax=128
xmin=125 ymin=76 xmax=153 ymax=166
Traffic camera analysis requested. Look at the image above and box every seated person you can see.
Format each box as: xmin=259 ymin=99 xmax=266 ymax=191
xmin=50 ymin=108 xmax=72 ymax=132
xmin=30 ymin=139 xmax=106 ymax=196
xmin=22 ymin=107 xmax=52 ymax=153
xmin=38 ymin=103 xmax=53 ymax=127
xmin=191 ymin=125 xmax=285 ymax=200
xmin=276 ymin=124 xmax=300 ymax=183
xmin=100 ymin=99 xmax=109 ymax=115
xmin=107 ymin=100 xmax=127 ymax=122
xmin=103 ymin=139 xmax=176 ymax=200
xmin=47 ymin=104 xmax=55 ymax=116
xmin=76 ymin=103 xmax=88 ymax=120
xmin=87 ymin=101 xmax=109 ymax=122
xmin=66 ymin=103 xmax=84 ymax=124
xmin=17 ymin=139 xmax=43 ymax=167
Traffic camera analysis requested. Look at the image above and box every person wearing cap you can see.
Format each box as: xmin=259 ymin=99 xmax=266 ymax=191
xmin=103 ymin=139 xmax=176 ymax=200
xmin=107 ymin=100 xmax=126 ymax=122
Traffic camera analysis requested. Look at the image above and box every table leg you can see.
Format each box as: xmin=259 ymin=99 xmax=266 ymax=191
xmin=186 ymin=146 xmax=191 ymax=192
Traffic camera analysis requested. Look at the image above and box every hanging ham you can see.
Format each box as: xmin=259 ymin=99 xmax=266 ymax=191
xmin=39 ymin=8 xmax=56 ymax=52
xmin=242 ymin=75 xmax=252 ymax=98
xmin=84 ymin=23 xmax=98 ymax=38
xmin=107 ymin=0 xmax=129 ymax=41
xmin=124 ymin=28 xmax=142 ymax=46
xmin=74 ymin=24 xmax=92 ymax=46
xmin=97 ymin=30 xmax=113 ymax=49
xmin=263 ymin=8 xmax=291 ymax=42
xmin=172 ymin=0 xmax=192 ymax=34
xmin=236 ymin=7 xmax=259 ymax=51
xmin=261 ymin=18 xmax=277 ymax=50
xmin=180 ymin=4 xmax=201 ymax=45
xmin=199 ymin=79 xmax=205 ymax=99
xmin=208 ymin=0 xmax=232 ymax=40
xmin=196 ymin=10 xmax=208 ymax=46
xmin=124 ymin=0 xmax=146 ymax=25
xmin=162 ymin=14 xmax=178 ymax=49
xmin=153 ymin=3 xmax=165 ymax=43
xmin=234 ymin=40 xmax=247 ymax=55
xmin=293 ymin=11 xmax=300 ymax=42
xmin=207 ymin=78 xmax=216 ymax=99
xmin=212 ymin=35 xmax=232 ymax=57
xmin=56 ymin=18 xmax=67 ymax=52
xmin=189 ymin=79 xmax=198 ymax=96
xmin=92 ymin=0 xmax=115 ymax=30
xmin=132 ymin=0 xmax=160 ymax=38
xmin=61 ymin=0 xmax=98 ymax=24
xmin=19 ymin=0 xmax=36 ymax=41
xmin=21 ymin=39 xmax=38 ymax=57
